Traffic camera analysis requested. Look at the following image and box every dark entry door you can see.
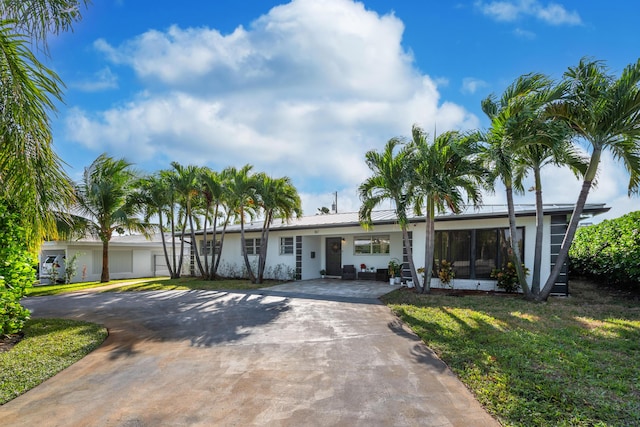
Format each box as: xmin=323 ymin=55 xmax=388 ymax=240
xmin=325 ymin=237 xmax=342 ymax=276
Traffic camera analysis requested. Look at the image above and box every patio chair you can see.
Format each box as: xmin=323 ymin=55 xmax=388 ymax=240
xmin=341 ymin=264 xmax=356 ymax=280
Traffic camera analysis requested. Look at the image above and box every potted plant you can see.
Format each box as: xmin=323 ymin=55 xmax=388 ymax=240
xmin=320 ymin=269 xmax=326 ymax=278
xmin=360 ymin=263 xmax=367 ymax=272
xmin=388 ymin=258 xmax=401 ymax=285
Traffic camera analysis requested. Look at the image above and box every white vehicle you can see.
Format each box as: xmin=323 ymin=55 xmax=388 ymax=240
xmin=41 ymin=255 xmax=66 ymax=283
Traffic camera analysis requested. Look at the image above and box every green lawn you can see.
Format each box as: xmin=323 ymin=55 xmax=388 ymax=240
xmin=0 ymin=319 xmax=108 ymax=405
xmin=27 ymin=277 xmax=284 ymax=296
xmin=381 ymin=281 xmax=640 ymax=427
xmin=111 ymin=277 xmax=284 ymax=292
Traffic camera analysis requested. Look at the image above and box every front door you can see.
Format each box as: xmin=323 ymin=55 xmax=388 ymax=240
xmin=325 ymin=237 xmax=342 ymax=276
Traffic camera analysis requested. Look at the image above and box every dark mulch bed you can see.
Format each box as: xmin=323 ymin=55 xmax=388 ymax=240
xmin=0 ymin=332 xmax=24 ymax=353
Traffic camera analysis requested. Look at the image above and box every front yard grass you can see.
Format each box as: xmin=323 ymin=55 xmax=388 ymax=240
xmin=27 ymin=277 xmax=284 ymax=297
xmin=111 ymin=277 xmax=284 ymax=292
xmin=0 ymin=319 xmax=108 ymax=405
xmin=381 ymin=281 xmax=640 ymax=427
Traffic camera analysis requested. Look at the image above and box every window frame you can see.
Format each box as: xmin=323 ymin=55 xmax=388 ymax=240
xmin=279 ymin=237 xmax=294 ymax=255
xmin=244 ymin=238 xmax=261 ymax=256
xmin=434 ymin=227 xmax=525 ymax=280
xmin=353 ymin=234 xmax=390 ymax=255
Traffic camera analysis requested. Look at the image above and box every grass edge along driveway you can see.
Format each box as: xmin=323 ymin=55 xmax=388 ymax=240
xmin=381 ymin=280 xmax=640 ymax=427
xmin=1 ymin=319 xmax=108 ymax=405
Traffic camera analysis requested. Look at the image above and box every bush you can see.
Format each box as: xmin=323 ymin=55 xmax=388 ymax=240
xmin=491 ymin=262 xmax=529 ymax=293
xmin=570 ymin=211 xmax=640 ymax=288
xmin=0 ymin=202 xmax=36 ymax=335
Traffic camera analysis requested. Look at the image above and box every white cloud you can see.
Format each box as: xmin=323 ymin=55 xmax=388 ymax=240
xmin=476 ymin=0 xmax=582 ymax=26
xmin=70 ymin=67 xmax=118 ymax=92
xmin=513 ymin=27 xmax=536 ymax=39
xmin=461 ymin=77 xmax=489 ymax=94
xmin=66 ymin=0 xmax=479 ymax=215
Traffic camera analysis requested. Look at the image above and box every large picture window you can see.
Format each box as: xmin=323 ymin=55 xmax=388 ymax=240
xmin=434 ymin=227 xmax=524 ymax=280
xmin=244 ymin=238 xmax=261 ymax=256
xmin=280 ymin=237 xmax=294 ymax=255
xmin=354 ymin=235 xmax=390 ymax=255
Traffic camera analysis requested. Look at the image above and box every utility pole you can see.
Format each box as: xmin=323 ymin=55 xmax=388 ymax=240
xmin=331 ymin=191 xmax=338 ymax=214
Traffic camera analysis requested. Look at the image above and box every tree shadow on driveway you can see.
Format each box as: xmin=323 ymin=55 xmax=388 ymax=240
xmin=23 ymin=290 xmax=291 ymax=358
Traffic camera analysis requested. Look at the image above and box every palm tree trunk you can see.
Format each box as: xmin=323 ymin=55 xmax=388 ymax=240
xmin=422 ymin=201 xmax=435 ymax=294
xmin=401 ymin=226 xmax=419 ymax=291
xmin=189 ymin=212 xmax=206 ymax=278
xmin=208 ymin=204 xmax=220 ymax=280
xmin=177 ymin=218 xmax=187 ymax=276
xmin=531 ymin=167 xmax=544 ymax=295
xmin=213 ymin=217 xmax=229 ymax=276
xmin=158 ymin=210 xmax=175 ymax=278
xmin=202 ymin=204 xmax=210 ymax=279
xmin=239 ymin=208 xmax=256 ymax=283
xmin=101 ymin=238 xmax=109 ymax=283
xmin=170 ymin=203 xmax=179 ymax=278
xmin=506 ymin=184 xmax=532 ymax=297
xmin=539 ymin=148 xmax=601 ymax=301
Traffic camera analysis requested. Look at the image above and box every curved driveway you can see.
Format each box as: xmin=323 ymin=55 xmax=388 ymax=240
xmin=1 ymin=280 xmax=498 ymax=426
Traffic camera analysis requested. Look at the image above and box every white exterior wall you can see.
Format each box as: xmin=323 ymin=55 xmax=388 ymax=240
xmin=200 ymin=213 xmax=553 ymax=292
xmin=40 ymin=240 xmax=175 ymax=283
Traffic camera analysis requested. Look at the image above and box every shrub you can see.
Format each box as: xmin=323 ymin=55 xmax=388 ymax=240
xmin=570 ymin=211 xmax=640 ymax=288
xmin=491 ymin=262 xmax=529 ymax=293
xmin=0 ymin=202 xmax=36 ymax=335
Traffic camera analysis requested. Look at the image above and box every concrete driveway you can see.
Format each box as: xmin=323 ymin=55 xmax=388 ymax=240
xmin=1 ymin=280 xmax=498 ymax=426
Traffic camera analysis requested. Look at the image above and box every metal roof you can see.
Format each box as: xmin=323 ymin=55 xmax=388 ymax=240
xmin=196 ymin=203 xmax=610 ymax=235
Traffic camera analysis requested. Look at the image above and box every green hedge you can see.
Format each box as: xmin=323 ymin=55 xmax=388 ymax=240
xmin=0 ymin=202 xmax=36 ymax=335
xmin=570 ymin=211 xmax=640 ymax=288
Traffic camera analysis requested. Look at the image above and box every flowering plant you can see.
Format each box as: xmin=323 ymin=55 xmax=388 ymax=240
xmin=491 ymin=262 xmax=529 ymax=293
xmin=438 ymin=260 xmax=455 ymax=288
xmin=360 ymin=263 xmax=366 ymax=270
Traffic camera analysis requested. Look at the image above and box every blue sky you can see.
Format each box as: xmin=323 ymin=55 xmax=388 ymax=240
xmin=45 ymin=0 xmax=639 ymax=221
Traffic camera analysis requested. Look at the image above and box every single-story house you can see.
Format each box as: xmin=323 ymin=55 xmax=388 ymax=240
xmin=195 ymin=204 xmax=609 ymax=295
xmin=39 ymin=233 xmax=189 ymax=284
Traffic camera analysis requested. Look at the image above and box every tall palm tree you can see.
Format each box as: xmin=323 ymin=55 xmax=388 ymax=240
xmin=136 ymin=173 xmax=177 ymax=278
xmin=539 ymin=58 xmax=640 ymax=300
xmin=74 ymin=154 xmax=151 ymax=282
xmin=254 ymin=174 xmax=302 ymax=283
xmin=480 ymin=73 xmax=555 ymax=298
xmin=359 ymin=138 xmax=420 ymax=287
xmin=0 ymin=0 xmax=89 ymax=249
xmin=409 ymin=126 xmax=485 ymax=293
xmin=199 ymin=167 xmax=228 ymax=280
xmin=226 ymin=165 xmax=259 ymax=282
xmin=170 ymin=162 xmax=206 ymax=277
xmin=512 ymin=112 xmax=587 ymax=294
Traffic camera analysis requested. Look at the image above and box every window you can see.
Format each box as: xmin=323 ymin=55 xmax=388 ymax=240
xmin=354 ymin=235 xmax=390 ymax=255
xmin=200 ymin=240 xmax=221 ymax=256
xmin=434 ymin=227 xmax=524 ymax=280
xmin=280 ymin=237 xmax=294 ymax=255
xmin=244 ymin=238 xmax=261 ymax=256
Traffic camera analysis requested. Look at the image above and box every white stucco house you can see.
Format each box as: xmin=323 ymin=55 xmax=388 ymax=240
xmin=39 ymin=233 xmax=189 ymax=284
xmin=195 ymin=204 xmax=609 ymax=295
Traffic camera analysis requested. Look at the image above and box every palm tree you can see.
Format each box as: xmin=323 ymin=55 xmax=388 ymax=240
xmin=0 ymin=1 xmax=89 ymax=248
xmin=359 ymin=138 xmax=420 ymax=288
xmin=480 ymin=73 xmax=555 ymax=298
xmin=136 ymin=173 xmax=177 ymax=278
xmin=539 ymin=58 xmax=640 ymax=300
xmin=226 ymin=165 xmax=259 ymax=282
xmin=199 ymin=167 xmax=228 ymax=280
xmin=512 ymin=113 xmax=587 ymax=294
xmin=74 ymin=154 xmax=151 ymax=282
xmin=254 ymin=174 xmax=302 ymax=283
xmin=409 ymin=126 xmax=485 ymax=293
xmin=170 ymin=162 xmax=206 ymax=277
